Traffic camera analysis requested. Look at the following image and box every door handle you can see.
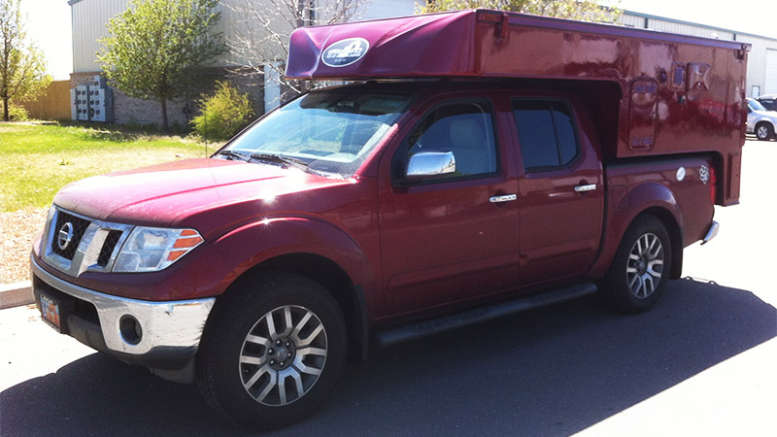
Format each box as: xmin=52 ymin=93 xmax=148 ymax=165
xmin=489 ymin=194 xmax=517 ymax=203
xmin=574 ymin=184 xmax=597 ymax=193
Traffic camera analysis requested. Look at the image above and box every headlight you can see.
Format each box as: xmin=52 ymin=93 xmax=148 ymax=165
xmin=39 ymin=205 xmax=57 ymax=254
xmin=113 ymin=227 xmax=203 ymax=272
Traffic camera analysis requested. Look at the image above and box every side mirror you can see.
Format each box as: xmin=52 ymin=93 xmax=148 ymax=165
xmin=406 ymin=151 xmax=456 ymax=180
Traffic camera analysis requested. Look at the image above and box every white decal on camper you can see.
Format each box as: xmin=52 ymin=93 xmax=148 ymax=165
xmin=322 ymin=38 xmax=370 ymax=67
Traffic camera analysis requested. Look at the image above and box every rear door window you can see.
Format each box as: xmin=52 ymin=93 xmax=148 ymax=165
xmin=512 ymin=100 xmax=579 ymax=171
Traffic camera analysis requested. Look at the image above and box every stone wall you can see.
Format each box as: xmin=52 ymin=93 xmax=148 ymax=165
xmin=70 ymin=68 xmax=265 ymax=128
xmin=230 ymin=70 xmax=265 ymax=117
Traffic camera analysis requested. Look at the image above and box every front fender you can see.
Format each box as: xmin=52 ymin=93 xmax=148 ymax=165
xmin=589 ymin=182 xmax=683 ymax=278
xmin=213 ymin=216 xmax=372 ymax=294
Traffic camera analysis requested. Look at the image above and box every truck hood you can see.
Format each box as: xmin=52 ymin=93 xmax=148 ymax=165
xmin=54 ymin=158 xmax=350 ymax=228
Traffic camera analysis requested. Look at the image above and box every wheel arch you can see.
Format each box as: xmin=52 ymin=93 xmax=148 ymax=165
xmin=637 ymin=207 xmax=683 ymax=279
xmin=211 ymin=252 xmax=370 ymax=362
xmin=591 ymin=182 xmax=684 ymax=279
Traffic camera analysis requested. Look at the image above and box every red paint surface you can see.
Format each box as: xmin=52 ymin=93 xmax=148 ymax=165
xmin=287 ymin=9 xmax=746 ymax=205
xmin=35 ymin=11 xmax=737 ymax=326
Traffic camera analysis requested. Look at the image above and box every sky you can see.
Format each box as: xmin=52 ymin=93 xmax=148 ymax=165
xmin=22 ymin=0 xmax=72 ymax=80
xmin=20 ymin=0 xmax=777 ymax=80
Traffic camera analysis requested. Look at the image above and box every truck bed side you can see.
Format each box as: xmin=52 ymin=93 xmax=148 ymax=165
xmin=589 ymin=156 xmax=716 ymax=279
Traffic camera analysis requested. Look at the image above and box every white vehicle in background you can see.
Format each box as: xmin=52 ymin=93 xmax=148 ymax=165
xmin=746 ymin=98 xmax=777 ymax=141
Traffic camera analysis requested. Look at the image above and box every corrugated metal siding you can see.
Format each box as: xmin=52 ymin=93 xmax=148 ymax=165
xmin=70 ymin=1 xmax=777 ymax=98
xmin=646 ymin=18 xmax=733 ymax=40
xmin=216 ymin=0 xmax=420 ymax=66
xmin=217 ymin=0 xmax=292 ymax=66
xmin=72 ymin=0 xmax=129 ymax=72
xmin=765 ymin=49 xmax=777 ymax=95
xmin=736 ymin=34 xmax=777 ymax=97
xmin=358 ymin=0 xmax=420 ymax=20
xmin=618 ymin=14 xmax=644 ymax=29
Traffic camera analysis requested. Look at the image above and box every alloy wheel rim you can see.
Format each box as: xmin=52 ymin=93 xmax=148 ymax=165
xmin=757 ymin=126 xmax=768 ymax=139
xmin=238 ymin=305 xmax=328 ymax=407
xmin=626 ymin=232 xmax=664 ymax=299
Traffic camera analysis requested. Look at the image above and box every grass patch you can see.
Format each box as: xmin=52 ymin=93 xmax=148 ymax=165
xmin=0 ymin=122 xmax=216 ymax=211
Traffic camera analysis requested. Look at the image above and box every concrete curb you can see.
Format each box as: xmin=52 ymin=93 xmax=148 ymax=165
xmin=0 ymin=281 xmax=34 ymax=310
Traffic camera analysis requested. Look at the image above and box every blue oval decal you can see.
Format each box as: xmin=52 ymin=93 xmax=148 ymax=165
xmin=321 ymin=38 xmax=369 ymax=67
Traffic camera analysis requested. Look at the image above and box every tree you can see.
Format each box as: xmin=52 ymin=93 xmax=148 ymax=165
xmin=192 ymin=80 xmax=254 ymax=140
xmin=418 ymin=0 xmax=620 ymax=23
xmin=224 ymin=0 xmax=362 ymax=105
xmin=0 ymin=0 xmax=50 ymax=121
xmin=98 ymin=0 xmax=225 ymax=130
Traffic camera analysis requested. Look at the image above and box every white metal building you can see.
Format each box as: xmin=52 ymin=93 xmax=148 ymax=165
xmin=67 ymin=0 xmax=422 ymax=124
xmin=68 ymin=1 xmax=777 ymax=125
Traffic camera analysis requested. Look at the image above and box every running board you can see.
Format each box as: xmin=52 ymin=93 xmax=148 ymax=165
xmin=376 ymin=282 xmax=598 ymax=347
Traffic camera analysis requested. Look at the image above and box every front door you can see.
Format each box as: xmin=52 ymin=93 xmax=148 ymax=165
xmin=379 ymin=96 xmax=520 ymax=315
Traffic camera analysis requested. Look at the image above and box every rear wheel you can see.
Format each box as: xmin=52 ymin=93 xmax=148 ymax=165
xmin=197 ymin=273 xmax=347 ymax=429
xmin=603 ymin=215 xmax=672 ymax=313
xmin=755 ymin=122 xmax=774 ymax=141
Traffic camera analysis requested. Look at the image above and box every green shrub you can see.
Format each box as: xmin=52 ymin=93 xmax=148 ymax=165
xmin=192 ymin=80 xmax=254 ymax=141
xmin=8 ymin=104 xmax=29 ymax=121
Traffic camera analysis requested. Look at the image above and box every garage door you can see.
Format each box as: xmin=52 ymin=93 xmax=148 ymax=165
xmin=766 ymin=49 xmax=777 ymax=95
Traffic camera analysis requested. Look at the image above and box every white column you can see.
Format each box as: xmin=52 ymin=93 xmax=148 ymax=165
xmin=264 ymin=62 xmax=282 ymax=113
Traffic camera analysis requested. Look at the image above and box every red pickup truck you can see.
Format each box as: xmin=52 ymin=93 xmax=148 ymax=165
xmin=32 ymin=9 xmax=745 ymax=429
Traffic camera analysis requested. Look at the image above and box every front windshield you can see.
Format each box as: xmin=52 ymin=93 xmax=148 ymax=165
xmin=222 ymin=90 xmax=411 ymax=176
xmin=748 ymin=99 xmax=767 ymax=112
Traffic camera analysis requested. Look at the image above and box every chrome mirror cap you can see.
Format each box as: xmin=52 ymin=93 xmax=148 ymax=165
xmin=406 ymin=151 xmax=456 ymax=179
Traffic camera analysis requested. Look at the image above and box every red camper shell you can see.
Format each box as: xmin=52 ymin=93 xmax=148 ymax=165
xmin=286 ymin=9 xmax=749 ymax=205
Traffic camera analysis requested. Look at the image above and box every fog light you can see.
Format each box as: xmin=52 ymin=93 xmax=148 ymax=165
xmin=119 ymin=315 xmax=142 ymax=345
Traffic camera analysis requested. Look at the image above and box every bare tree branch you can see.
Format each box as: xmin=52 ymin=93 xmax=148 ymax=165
xmin=223 ymin=0 xmax=363 ymax=106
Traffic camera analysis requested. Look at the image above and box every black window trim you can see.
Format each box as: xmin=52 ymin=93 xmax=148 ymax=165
xmin=511 ymin=97 xmax=582 ymax=174
xmin=392 ymin=97 xmax=502 ymax=187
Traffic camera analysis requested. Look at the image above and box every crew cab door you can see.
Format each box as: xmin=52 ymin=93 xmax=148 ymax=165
xmin=509 ymin=98 xmax=604 ymax=286
xmin=378 ymin=95 xmax=519 ymax=315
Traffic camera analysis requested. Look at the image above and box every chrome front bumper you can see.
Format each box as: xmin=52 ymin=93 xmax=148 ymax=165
xmin=31 ymin=255 xmax=215 ymax=373
xmin=701 ymin=221 xmax=720 ymax=245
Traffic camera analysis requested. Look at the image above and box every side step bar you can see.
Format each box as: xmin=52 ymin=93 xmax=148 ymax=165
xmin=376 ymin=282 xmax=598 ymax=347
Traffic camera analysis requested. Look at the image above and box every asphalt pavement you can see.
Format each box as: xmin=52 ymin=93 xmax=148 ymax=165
xmin=1 ymin=139 xmax=775 ymax=436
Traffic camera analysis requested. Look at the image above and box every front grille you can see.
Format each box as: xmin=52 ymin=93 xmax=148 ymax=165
xmin=51 ymin=211 xmax=91 ymax=260
xmin=97 ymin=230 xmax=123 ymax=267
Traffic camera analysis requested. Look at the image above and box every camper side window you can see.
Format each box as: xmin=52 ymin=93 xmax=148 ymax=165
xmin=512 ymin=100 xmax=579 ymax=171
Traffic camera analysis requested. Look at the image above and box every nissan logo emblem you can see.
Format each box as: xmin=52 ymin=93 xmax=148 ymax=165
xmin=57 ymin=222 xmax=74 ymax=250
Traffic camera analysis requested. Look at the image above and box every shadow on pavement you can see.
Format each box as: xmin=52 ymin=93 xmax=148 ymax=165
xmin=2 ymin=279 xmax=775 ymax=436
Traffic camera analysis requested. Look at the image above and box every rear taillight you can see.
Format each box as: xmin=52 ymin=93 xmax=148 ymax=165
xmin=709 ymin=165 xmax=717 ymax=204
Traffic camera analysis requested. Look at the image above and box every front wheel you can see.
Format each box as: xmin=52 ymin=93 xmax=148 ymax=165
xmin=603 ymin=215 xmax=672 ymax=313
xmin=197 ymin=273 xmax=347 ymax=429
xmin=755 ymin=122 xmax=774 ymax=141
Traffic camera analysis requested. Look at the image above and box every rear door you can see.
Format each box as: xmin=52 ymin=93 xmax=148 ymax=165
xmin=509 ymin=97 xmax=605 ymax=287
xmin=378 ymin=93 xmax=520 ymax=315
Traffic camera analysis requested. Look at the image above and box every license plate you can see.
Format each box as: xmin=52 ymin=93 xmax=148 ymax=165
xmin=39 ymin=294 xmax=62 ymax=331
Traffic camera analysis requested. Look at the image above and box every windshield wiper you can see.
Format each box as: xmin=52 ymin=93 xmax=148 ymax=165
xmin=216 ymin=149 xmax=250 ymax=161
xmin=248 ymin=152 xmax=342 ymax=179
xmin=250 ymin=153 xmax=311 ymax=171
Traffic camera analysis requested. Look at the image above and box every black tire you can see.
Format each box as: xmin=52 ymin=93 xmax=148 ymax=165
xmin=755 ymin=122 xmax=774 ymax=141
xmin=197 ymin=272 xmax=347 ymax=430
xmin=603 ymin=215 xmax=672 ymax=313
